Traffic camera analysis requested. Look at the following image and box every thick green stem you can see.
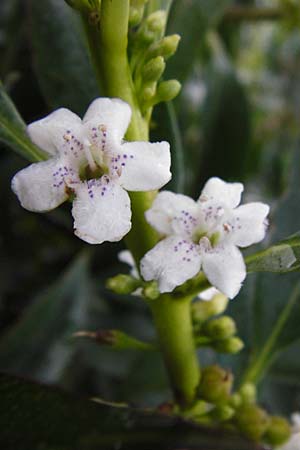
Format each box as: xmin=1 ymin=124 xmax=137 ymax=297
xmin=80 ymin=0 xmax=201 ymax=407
xmin=150 ymin=294 xmax=200 ymax=408
xmin=81 ymin=0 xmax=158 ymax=261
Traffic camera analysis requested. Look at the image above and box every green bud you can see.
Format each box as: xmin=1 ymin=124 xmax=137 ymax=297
xmin=264 ymin=416 xmax=291 ymax=447
xmin=198 ymin=365 xmax=233 ymax=405
xmin=229 ymin=393 xmax=242 ymax=409
xmin=141 ymin=82 xmax=156 ymax=102
xmin=214 ymin=336 xmax=244 ymax=354
xmin=204 ymin=316 xmax=237 ymax=341
xmin=73 ymin=329 xmax=155 ymax=351
xmin=210 ymin=405 xmax=235 ymax=422
xmin=143 ymin=281 xmax=160 ymax=300
xmin=148 ymin=34 xmax=181 ymax=60
xmin=156 ymin=80 xmax=181 ymax=102
xmin=142 ymin=56 xmax=166 ymax=82
xmin=129 ymin=1 xmax=148 ymax=27
xmin=139 ymin=10 xmax=167 ymax=43
xmin=236 ymin=405 xmax=270 ymax=441
xmin=106 ymin=274 xmax=141 ymax=295
xmin=239 ymin=383 xmax=257 ymax=405
xmin=192 ymin=292 xmax=229 ymax=323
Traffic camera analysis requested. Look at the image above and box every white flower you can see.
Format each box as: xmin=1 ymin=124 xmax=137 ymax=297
xmin=12 ymin=98 xmax=171 ymax=244
xmin=140 ymin=177 xmax=269 ymax=298
xmin=281 ymin=413 xmax=300 ymax=450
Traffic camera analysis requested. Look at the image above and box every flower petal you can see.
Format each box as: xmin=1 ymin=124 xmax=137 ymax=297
xmin=198 ymin=287 xmax=220 ymax=301
xmin=27 ymin=109 xmax=83 ymax=157
xmin=118 ymin=250 xmax=139 ymax=278
xmin=145 ymin=191 xmax=199 ymax=236
xmin=228 ymin=203 xmax=270 ymax=247
xmin=117 ymin=141 xmax=171 ymax=191
xmin=200 ymin=177 xmax=243 ymax=209
xmin=140 ymin=236 xmax=202 ymax=293
xmin=11 ymin=158 xmax=69 ymax=212
xmin=202 ymin=244 xmax=246 ymax=299
xmin=83 ymin=97 xmax=131 ymax=144
xmin=72 ymin=179 xmax=131 ymax=244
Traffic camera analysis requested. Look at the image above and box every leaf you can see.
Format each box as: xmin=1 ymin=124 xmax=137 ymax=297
xmin=29 ymin=0 xmax=99 ymax=116
xmin=246 ymin=232 xmax=300 ymax=273
xmin=227 ymin=149 xmax=300 ymax=388
xmin=0 ymin=251 xmax=93 ymax=381
xmin=0 ymin=373 xmax=267 ymax=450
xmin=0 ymin=82 xmax=47 ymax=161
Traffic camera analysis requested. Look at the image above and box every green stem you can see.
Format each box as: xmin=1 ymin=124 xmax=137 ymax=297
xmin=150 ymin=294 xmax=200 ymax=408
xmin=241 ymin=282 xmax=300 ymax=386
xmin=80 ymin=0 xmax=201 ymax=408
xmin=81 ymin=0 xmax=158 ymax=261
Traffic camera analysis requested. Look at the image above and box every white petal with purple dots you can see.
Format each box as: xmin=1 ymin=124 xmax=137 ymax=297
xmin=11 ymin=97 xmax=172 ymax=244
xmin=140 ymin=177 xmax=269 ymax=299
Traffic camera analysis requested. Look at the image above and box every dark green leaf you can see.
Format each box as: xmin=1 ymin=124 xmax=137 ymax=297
xmin=29 ymin=0 xmax=99 ymax=115
xmin=0 ymin=251 xmax=93 ymax=379
xmin=0 ymin=373 xmax=267 ymax=450
xmin=0 ymin=82 xmax=47 ymax=161
xmin=246 ymin=232 xmax=300 ymax=273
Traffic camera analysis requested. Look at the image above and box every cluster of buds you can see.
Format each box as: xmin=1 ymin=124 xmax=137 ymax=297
xmin=128 ymin=5 xmax=181 ymax=114
xmin=193 ymin=366 xmax=291 ymax=446
xmin=192 ymin=290 xmax=244 ymax=354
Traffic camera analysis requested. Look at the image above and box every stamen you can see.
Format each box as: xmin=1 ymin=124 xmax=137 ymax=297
xmin=83 ymin=138 xmax=97 ymax=172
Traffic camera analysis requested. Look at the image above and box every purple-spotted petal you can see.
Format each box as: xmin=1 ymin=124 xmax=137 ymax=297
xmin=28 ymin=109 xmax=84 ymax=158
xmin=140 ymin=236 xmax=202 ymax=293
xmin=145 ymin=191 xmax=199 ymax=236
xmin=200 ymin=177 xmax=243 ymax=209
xmin=72 ymin=179 xmax=131 ymax=244
xmin=202 ymin=244 xmax=246 ymax=299
xmin=227 ymin=203 xmax=270 ymax=247
xmin=83 ymin=98 xmax=131 ymax=146
xmin=117 ymin=141 xmax=171 ymax=191
xmin=11 ymin=158 xmax=69 ymax=212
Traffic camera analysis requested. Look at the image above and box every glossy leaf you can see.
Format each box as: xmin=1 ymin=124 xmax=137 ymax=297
xmin=0 ymin=373 xmax=267 ymax=450
xmin=29 ymin=0 xmax=99 ymax=115
xmin=0 ymin=82 xmax=47 ymax=161
xmin=246 ymin=232 xmax=300 ymax=274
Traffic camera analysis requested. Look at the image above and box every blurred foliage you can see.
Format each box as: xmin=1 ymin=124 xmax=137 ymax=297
xmin=1 ymin=0 xmax=300 ymax=436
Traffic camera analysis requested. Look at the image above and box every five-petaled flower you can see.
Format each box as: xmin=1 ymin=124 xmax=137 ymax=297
xmin=12 ymin=98 xmax=171 ymax=244
xmin=140 ymin=177 xmax=269 ymax=298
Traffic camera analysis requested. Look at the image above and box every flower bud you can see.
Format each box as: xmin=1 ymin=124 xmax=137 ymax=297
xmin=148 ymin=34 xmax=181 ymax=60
xmin=156 ymin=80 xmax=181 ymax=103
xmin=214 ymin=337 xmax=244 ymax=354
xmin=198 ymin=365 xmax=233 ymax=405
xmin=106 ymin=274 xmax=141 ymax=295
xmin=143 ymin=281 xmax=160 ymax=300
xmin=141 ymin=82 xmax=157 ymax=102
xmin=229 ymin=393 xmax=242 ymax=408
xmin=236 ymin=405 xmax=270 ymax=441
xmin=192 ymin=292 xmax=229 ymax=323
xmin=263 ymin=416 xmax=291 ymax=446
xmin=239 ymin=383 xmax=257 ymax=405
xmin=142 ymin=56 xmax=166 ymax=82
xmin=129 ymin=0 xmax=148 ymax=27
xmin=210 ymin=404 xmax=235 ymax=422
xmin=203 ymin=316 xmax=237 ymax=341
xmin=139 ymin=10 xmax=167 ymax=43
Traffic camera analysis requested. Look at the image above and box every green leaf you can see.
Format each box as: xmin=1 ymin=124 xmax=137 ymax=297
xmin=0 ymin=251 xmax=93 ymax=378
xmin=0 ymin=373 xmax=267 ymax=450
xmin=29 ymin=0 xmax=99 ymax=116
xmin=0 ymin=82 xmax=47 ymax=161
xmin=246 ymin=232 xmax=300 ymax=274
